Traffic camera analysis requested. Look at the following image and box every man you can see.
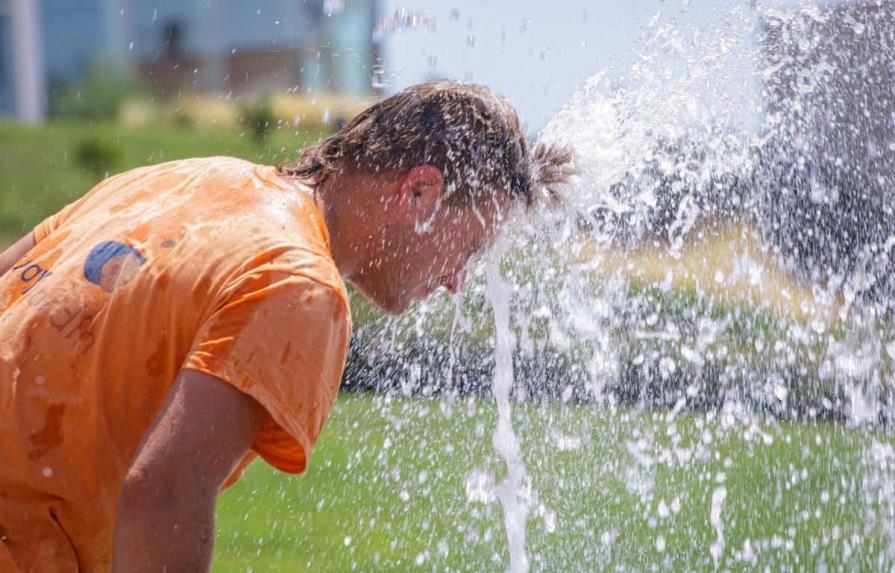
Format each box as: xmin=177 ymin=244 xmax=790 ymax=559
xmin=0 ymin=81 xmax=572 ymax=572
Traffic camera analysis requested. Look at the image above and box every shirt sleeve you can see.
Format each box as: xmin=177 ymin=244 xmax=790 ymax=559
xmin=33 ymin=199 xmax=81 ymax=243
xmin=183 ymin=270 xmax=351 ymax=474
xmin=33 ymin=170 xmax=132 ymax=242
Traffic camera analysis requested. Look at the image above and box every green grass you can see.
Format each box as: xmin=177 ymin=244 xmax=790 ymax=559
xmin=0 ymin=119 xmax=324 ymax=238
xmin=214 ymin=392 xmax=892 ymax=571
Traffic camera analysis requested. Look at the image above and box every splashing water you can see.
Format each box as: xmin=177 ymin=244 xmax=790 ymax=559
xmin=340 ymin=1 xmax=895 ymax=570
xmin=709 ymin=485 xmax=727 ymax=567
xmin=373 ymin=8 xmax=437 ymax=41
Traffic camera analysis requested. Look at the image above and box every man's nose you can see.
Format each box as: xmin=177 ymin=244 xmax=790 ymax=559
xmin=442 ymin=268 xmax=467 ymax=294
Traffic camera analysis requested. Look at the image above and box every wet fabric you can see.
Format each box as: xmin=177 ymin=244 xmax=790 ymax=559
xmin=0 ymin=157 xmax=352 ymax=571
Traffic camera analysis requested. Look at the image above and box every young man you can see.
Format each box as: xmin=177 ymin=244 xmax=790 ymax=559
xmin=0 ymin=81 xmax=572 ymax=572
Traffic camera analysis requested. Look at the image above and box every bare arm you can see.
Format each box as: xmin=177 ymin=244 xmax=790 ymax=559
xmin=111 ymin=369 xmax=269 ymax=573
xmin=0 ymin=232 xmax=35 ymax=277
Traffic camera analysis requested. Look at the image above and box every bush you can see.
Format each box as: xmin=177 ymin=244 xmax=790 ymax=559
xmin=49 ymin=62 xmax=148 ymax=122
xmin=239 ymin=101 xmax=277 ymax=144
xmin=73 ymin=137 xmax=120 ymax=178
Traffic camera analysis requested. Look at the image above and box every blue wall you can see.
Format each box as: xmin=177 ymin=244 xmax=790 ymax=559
xmin=38 ymin=0 xmax=375 ymax=95
xmin=41 ymin=0 xmax=102 ymax=85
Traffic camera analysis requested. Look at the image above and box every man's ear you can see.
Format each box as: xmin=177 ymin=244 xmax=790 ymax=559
xmin=398 ymin=165 xmax=444 ymax=222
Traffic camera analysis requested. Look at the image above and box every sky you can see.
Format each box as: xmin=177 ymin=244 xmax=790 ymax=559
xmin=379 ymin=0 xmax=807 ymax=134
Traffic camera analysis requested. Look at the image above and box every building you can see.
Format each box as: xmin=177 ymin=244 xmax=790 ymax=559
xmin=0 ymin=0 xmax=380 ymax=121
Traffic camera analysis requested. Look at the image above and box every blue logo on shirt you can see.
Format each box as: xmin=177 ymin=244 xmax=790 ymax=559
xmin=83 ymin=241 xmax=146 ymax=292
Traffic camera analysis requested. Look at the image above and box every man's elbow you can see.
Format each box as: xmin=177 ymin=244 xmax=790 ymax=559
xmin=112 ymin=468 xmax=218 ymax=572
xmin=117 ymin=467 xmax=211 ymax=517
xmin=0 ymin=232 xmax=36 ymax=278
xmin=117 ymin=470 xmax=168 ymax=519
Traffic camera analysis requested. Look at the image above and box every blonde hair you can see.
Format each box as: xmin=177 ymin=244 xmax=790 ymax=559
xmin=279 ymin=81 xmax=573 ymax=207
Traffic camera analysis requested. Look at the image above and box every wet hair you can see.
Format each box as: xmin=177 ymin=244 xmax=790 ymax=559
xmin=278 ymin=81 xmax=574 ymax=207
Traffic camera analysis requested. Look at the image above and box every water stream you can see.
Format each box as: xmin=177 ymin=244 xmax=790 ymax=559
xmin=485 ymin=260 xmax=531 ymax=573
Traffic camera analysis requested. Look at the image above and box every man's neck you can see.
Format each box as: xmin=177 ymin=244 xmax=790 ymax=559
xmin=311 ymin=174 xmax=361 ymax=280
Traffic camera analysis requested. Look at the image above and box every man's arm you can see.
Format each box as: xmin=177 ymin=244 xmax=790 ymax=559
xmin=0 ymin=232 xmax=35 ymax=277
xmin=111 ymin=369 xmax=269 ymax=573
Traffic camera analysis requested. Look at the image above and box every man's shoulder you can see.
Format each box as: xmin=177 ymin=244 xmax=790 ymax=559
xmin=106 ymin=156 xmax=259 ymax=182
xmin=149 ymin=155 xmax=260 ymax=172
xmin=221 ymin=242 xmax=348 ymax=313
xmin=218 ymin=263 xmax=352 ymax=341
xmin=260 ymin=248 xmax=349 ymax=312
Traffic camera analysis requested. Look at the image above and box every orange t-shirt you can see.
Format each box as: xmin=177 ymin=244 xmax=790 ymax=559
xmin=0 ymin=157 xmax=352 ymax=572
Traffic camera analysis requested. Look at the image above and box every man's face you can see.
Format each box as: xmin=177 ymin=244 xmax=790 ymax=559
xmin=396 ymin=198 xmax=505 ymax=312
xmin=352 ymin=180 xmax=509 ymax=315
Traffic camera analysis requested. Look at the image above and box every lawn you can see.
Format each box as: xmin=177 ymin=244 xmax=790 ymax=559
xmin=214 ymin=392 xmax=893 ymax=572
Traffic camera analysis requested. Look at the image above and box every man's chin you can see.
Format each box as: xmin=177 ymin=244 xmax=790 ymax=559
xmin=348 ymin=280 xmax=405 ymax=315
xmin=382 ymin=296 xmax=413 ymax=316
xmin=383 ymin=286 xmax=438 ymax=315
xmin=361 ymin=290 xmax=413 ymax=316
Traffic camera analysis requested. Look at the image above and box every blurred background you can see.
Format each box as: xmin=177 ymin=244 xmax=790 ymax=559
xmin=0 ymin=0 xmax=756 ymax=130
